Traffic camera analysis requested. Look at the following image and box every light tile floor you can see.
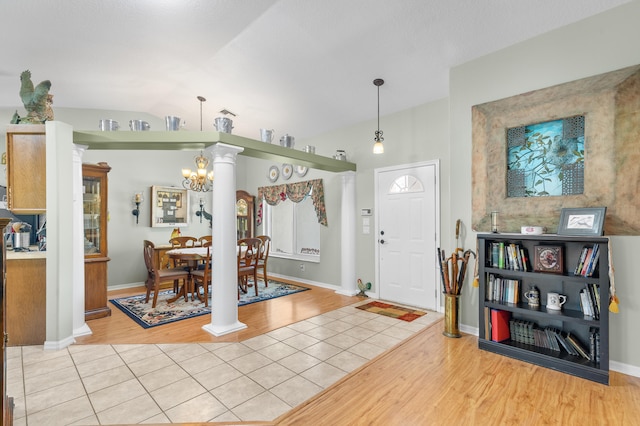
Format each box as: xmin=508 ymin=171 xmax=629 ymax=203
xmin=7 ymin=301 xmax=442 ymax=425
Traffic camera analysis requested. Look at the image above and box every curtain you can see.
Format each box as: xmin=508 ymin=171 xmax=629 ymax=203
xmin=257 ymin=179 xmax=327 ymax=226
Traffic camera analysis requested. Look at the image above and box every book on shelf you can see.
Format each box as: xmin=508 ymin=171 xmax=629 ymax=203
xmin=491 ymin=309 xmax=511 ymax=342
xmin=486 ymin=274 xmax=520 ymax=304
xmin=565 ymin=333 xmax=590 ymax=360
xmin=574 ymin=244 xmax=600 ymax=277
xmin=584 ymin=283 xmax=600 ymax=319
xmin=589 ymin=327 xmax=601 ymax=364
xmin=484 ymin=307 xmax=491 ymax=340
xmin=489 ymin=242 xmax=530 ymax=271
xmin=580 ymin=289 xmax=594 ymax=317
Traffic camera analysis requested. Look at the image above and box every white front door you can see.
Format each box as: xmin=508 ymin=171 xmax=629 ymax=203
xmin=375 ymin=161 xmax=439 ymax=310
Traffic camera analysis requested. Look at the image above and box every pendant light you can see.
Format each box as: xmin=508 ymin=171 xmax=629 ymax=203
xmin=197 ymin=95 xmax=206 ymax=131
xmin=372 ymin=78 xmax=385 ymax=154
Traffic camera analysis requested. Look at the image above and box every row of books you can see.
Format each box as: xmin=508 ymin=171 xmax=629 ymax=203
xmin=486 ymin=274 xmax=520 ymax=304
xmin=488 ymin=309 xmax=597 ymax=361
xmin=574 ymin=244 xmax=600 ymax=277
xmin=488 ymin=242 xmax=530 ymax=271
xmin=580 ymin=283 xmax=601 ymax=319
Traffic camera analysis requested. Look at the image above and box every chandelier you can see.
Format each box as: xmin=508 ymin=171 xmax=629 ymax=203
xmin=181 ymin=151 xmax=214 ymax=192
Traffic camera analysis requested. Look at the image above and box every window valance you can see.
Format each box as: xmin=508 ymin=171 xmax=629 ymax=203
xmin=257 ymin=179 xmax=327 ymax=226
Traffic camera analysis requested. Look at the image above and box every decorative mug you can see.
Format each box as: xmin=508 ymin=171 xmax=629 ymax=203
xmin=524 ymin=287 xmax=540 ymax=307
xmin=99 ymin=119 xmax=119 ymax=131
xmin=129 ymin=120 xmax=150 ymax=131
xmin=260 ymin=128 xmax=274 ymax=143
xmin=547 ymin=292 xmax=567 ymax=310
xmin=165 ymin=116 xmax=182 ymax=131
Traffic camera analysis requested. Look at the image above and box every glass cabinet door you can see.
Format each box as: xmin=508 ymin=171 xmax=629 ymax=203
xmin=83 ymin=175 xmax=103 ymax=256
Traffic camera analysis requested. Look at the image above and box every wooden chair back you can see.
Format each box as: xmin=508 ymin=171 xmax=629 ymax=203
xmin=198 ymin=235 xmax=212 ymax=246
xmin=169 ymin=236 xmax=198 ymax=248
xmin=237 ymin=238 xmax=262 ymax=297
xmin=256 ymin=235 xmax=271 ymax=286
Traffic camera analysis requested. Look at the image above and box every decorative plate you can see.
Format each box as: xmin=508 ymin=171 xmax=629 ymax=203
xmin=268 ymin=165 xmax=279 ymax=182
xmin=295 ymin=165 xmax=309 ymax=177
xmin=282 ymin=163 xmax=293 ymax=180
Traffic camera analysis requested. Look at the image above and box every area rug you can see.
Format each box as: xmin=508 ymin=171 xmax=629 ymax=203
xmin=356 ymin=301 xmax=427 ymax=322
xmin=109 ymin=278 xmax=309 ymax=329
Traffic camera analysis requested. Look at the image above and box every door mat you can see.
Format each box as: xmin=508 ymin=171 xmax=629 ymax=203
xmin=110 ymin=278 xmax=309 ymax=329
xmin=356 ymin=301 xmax=427 ymax=322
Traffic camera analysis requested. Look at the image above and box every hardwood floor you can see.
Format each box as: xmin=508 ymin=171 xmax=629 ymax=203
xmin=82 ymin=281 xmax=640 ymax=426
xmin=75 ymin=279 xmax=360 ymax=345
xmin=276 ymin=321 xmax=640 ymax=425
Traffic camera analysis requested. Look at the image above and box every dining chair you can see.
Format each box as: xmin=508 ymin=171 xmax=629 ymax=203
xmin=143 ymin=240 xmax=190 ymax=308
xmin=256 ymin=235 xmax=271 ymax=287
xmin=169 ymin=236 xmax=198 ymax=248
xmin=198 ymin=235 xmax=212 ymax=246
xmin=190 ymin=240 xmax=211 ymax=307
xmin=169 ymin=236 xmax=199 ymax=270
xmin=237 ymin=237 xmax=262 ymax=298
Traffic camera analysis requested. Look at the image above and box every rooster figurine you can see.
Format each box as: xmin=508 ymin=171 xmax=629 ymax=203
xmin=15 ymin=70 xmax=52 ymax=124
xmin=357 ymin=278 xmax=371 ymax=297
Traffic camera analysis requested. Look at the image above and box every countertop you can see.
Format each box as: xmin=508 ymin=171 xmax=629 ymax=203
xmin=6 ymin=246 xmax=46 ymax=260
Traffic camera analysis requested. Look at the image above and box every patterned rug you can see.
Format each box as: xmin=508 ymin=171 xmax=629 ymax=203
xmin=356 ymin=301 xmax=427 ymax=322
xmin=110 ymin=278 xmax=309 ymax=328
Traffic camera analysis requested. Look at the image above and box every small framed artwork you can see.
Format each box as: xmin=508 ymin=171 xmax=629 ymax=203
xmin=557 ymin=207 xmax=607 ymax=236
xmin=150 ymin=185 xmax=189 ymax=227
xmin=533 ymin=245 xmax=564 ymax=274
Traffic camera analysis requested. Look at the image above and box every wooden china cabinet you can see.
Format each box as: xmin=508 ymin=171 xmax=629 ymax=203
xmin=236 ymin=190 xmax=255 ymax=239
xmin=83 ymin=162 xmax=111 ymax=320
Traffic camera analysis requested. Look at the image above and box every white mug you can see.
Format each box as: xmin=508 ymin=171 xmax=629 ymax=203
xmin=546 ymin=292 xmax=567 ymax=310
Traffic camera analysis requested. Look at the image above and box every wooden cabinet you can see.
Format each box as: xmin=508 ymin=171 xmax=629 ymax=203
xmin=6 ymin=258 xmax=46 ymax=346
xmin=5 ymin=124 xmax=46 ymax=214
xmin=236 ymin=190 xmax=255 ymax=239
xmin=83 ymin=162 xmax=111 ymax=320
xmin=1 ymin=218 xmax=13 ymax=426
xmin=477 ymin=233 xmax=609 ymax=384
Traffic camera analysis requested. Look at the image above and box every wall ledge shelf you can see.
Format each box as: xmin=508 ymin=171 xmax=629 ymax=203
xmin=72 ymin=130 xmax=356 ymax=173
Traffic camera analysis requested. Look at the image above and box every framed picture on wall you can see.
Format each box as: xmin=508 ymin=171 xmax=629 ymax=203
xmin=557 ymin=207 xmax=606 ymax=236
xmin=150 ymin=186 xmax=189 ymax=227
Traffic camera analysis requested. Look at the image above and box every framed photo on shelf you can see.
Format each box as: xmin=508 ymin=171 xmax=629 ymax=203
xmin=150 ymin=185 xmax=189 ymax=228
xmin=557 ymin=207 xmax=606 ymax=236
xmin=533 ymin=245 xmax=564 ymax=274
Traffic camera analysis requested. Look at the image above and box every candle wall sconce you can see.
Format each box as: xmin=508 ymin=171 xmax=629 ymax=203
xmin=195 ymin=197 xmax=212 ymax=227
xmin=132 ymin=192 xmax=144 ymax=224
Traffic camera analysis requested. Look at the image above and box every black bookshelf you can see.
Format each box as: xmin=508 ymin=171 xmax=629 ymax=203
xmin=477 ymin=233 xmax=609 ymax=385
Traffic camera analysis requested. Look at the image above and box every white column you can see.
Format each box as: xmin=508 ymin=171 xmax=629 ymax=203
xmin=202 ymin=143 xmax=247 ymax=336
xmin=72 ymin=144 xmax=91 ymax=337
xmin=336 ymin=171 xmax=358 ymax=296
xmin=44 ymin=121 xmax=75 ymax=350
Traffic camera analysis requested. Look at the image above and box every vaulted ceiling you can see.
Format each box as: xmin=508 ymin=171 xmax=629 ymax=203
xmin=0 ymin=0 xmax=628 ymax=139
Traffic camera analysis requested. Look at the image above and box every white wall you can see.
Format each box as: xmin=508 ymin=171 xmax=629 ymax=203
xmin=449 ymin=1 xmax=640 ymax=369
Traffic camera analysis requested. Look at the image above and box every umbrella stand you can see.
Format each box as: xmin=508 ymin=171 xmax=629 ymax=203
xmin=439 ymin=220 xmax=476 ymax=338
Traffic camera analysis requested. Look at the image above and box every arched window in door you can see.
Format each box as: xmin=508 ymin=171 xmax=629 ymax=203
xmin=388 ymin=175 xmax=424 ymax=194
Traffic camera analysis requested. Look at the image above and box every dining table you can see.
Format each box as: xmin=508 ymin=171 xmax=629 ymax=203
xmin=165 ymin=247 xmax=209 ymax=303
xmin=165 ymin=245 xmax=248 ymax=304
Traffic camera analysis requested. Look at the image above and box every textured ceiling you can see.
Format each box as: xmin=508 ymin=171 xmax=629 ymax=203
xmin=0 ymin=0 xmax=629 ymax=139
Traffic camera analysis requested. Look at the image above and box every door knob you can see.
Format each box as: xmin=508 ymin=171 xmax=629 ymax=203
xmin=379 ymin=239 xmax=385 ymax=244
